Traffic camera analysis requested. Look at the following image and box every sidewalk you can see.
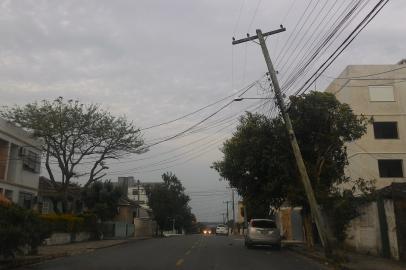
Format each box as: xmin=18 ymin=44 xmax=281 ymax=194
xmin=0 ymin=237 xmax=151 ymax=269
xmin=287 ymin=243 xmax=406 ymax=270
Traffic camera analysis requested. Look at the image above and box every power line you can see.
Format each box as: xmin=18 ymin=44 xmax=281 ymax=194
xmin=294 ymin=0 xmax=390 ymax=97
xmin=247 ymin=0 xmax=262 ymax=33
xmin=281 ymin=0 xmax=368 ymax=95
xmin=275 ymin=0 xmax=317 ymax=64
xmin=321 ymin=66 xmax=406 ymax=80
xmin=140 ymin=78 xmax=262 ymax=131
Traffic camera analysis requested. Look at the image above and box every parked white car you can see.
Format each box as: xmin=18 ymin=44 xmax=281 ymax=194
xmin=245 ymin=219 xmax=281 ymax=249
xmin=215 ymin=224 xmax=229 ymax=235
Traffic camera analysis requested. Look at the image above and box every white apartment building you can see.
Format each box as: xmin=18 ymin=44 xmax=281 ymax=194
xmin=326 ymin=62 xmax=406 ymax=189
xmin=117 ymin=176 xmax=158 ymax=210
xmin=0 ymin=118 xmax=42 ymax=207
xmin=127 ymin=182 xmax=149 ymax=209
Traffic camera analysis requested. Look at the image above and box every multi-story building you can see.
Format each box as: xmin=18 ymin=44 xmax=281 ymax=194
xmin=116 ymin=176 xmax=162 ymax=210
xmin=0 ymin=117 xmax=41 ymax=208
xmin=326 ymin=62 xmax=406 ymax=189
xmin=127 ymin=181 xmax=149 ymax=209
xmin=325 ymin=62 xmax=406 ymax=259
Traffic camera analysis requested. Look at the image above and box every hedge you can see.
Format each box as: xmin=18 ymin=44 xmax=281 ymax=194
xmin=40 ymin=213 xmax=97 ymax=233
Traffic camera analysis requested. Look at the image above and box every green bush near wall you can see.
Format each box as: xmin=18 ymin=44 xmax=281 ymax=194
xmin=0 ymin=204 xmax=47 ymax=258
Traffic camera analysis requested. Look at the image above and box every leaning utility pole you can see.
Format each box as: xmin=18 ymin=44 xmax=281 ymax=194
xmin=232 ymin=26 xmax=331 ymax=255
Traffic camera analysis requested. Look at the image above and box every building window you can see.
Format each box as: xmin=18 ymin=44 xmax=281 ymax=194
xmin=369 ymin=86 xmax=395 ymax=102
xmin=4 ymin=189 xmax=13 ymax=200
xmin=373 ymin=122 xmax=398 ymax=139
xmin=378 ymin=159 xmax=403 ymax=178
xmin=18 ymin=192 xmax=33 ymax=209
xmin=21 ymin=149 xmax=41 ymax=173
xmin=42 ymin=201 xmax=51 ymax=214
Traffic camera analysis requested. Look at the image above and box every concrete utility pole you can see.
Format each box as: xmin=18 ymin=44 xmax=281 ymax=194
xmin=232 ymin=26 xmax=331 ymax=255
xmin=243 ymin=204 xmax=248 ymax=234
xmin=137 ymin=179 xmax=141 ymax=218
xmin=232 ymin=188 xmax=236 ymax=234
xmin=221 ymin=213 xmax=226 ymax=224
xmin=223 ymin=201 xmax=230 ymax=225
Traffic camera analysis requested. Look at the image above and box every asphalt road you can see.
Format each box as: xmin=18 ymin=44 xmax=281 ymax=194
xmin=20 ymin=235 xmax=329 ymax=270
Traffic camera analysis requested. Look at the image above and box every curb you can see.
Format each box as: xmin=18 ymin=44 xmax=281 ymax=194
xmin=286 ymin=246 xmax=344 ymax=269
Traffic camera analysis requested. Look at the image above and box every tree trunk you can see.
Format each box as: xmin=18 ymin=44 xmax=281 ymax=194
xmin=302 ymin=209 xmax=315 ymax=249
xmin=60 ymin=186 xmax=70 ymax=213
xmin=51 ymin=197 xmax=61 ymax=214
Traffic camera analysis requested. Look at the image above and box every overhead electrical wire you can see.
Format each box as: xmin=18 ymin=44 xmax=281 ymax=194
xmin=140 ymin=78 xmax=262 ymax=131
xmin=293 ymin=0 xmax=390 ymax=97
xmin=105 ymin=99 xmax=273 ymax=176
xmin=280 ymin=0 xmax=368 ymax=95
xmin=274 ymin=0 xmax=317 ymax=65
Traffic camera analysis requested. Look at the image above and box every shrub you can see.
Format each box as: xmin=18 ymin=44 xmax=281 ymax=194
xmin=77 ymin=213 xmax=98 ymax=233
xmin=40 ymin=214 xmax=84 ymax=233
xmin=0 ymin=204 xmax=47 ymax=258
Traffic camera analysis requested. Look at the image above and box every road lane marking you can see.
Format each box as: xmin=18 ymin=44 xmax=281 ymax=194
xmin=176 ymin=258 xmax=184 ymax=267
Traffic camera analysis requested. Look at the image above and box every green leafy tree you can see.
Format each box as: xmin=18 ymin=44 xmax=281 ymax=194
xmin=213 ymin=92 xmax=372 ymax=243
xmin=81 ymin=181 xmax=123 ymax=221
xmin=147 ymin=172 xmax=195 ymax=234
xmin=1 ymin=98 xmax=145 ymax=212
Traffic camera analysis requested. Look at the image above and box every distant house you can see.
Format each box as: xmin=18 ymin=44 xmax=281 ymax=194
xmin=38 ymin=176 xmax=82 ymax=214
xmin=111 ymin=176 xmax=159 ymax=237
xmin=0 ymin=117 xmax=41 ymax=208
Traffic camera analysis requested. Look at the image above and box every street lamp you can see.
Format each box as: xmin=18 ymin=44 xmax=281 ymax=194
xmin=233 ymin=97 xmax=271 ymax=102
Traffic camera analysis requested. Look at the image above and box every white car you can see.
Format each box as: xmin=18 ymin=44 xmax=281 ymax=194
xmin=245 ymin=219 xmax=281 ymax=249
xmin=215 ymin=224 xmax=229 ymax=235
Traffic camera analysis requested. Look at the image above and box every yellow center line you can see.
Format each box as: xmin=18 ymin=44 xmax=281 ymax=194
xmin=176 ymin=258 xmax=184 ymax=267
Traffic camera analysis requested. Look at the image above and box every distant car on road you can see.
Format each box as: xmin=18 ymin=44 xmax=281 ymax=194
xmin=202 ymin=228 xmax=212 ymax=235
xmin=245 ymin=219 xmax=281 ymax=249
xmin=215 ymin=224 xmax=229 ymax=236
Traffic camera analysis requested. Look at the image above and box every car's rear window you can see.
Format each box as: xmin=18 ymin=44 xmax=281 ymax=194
xmin=251 ymin=220 xmax=276 ymax=228
xmin=217 ymin=225 xmax=225 ymax=227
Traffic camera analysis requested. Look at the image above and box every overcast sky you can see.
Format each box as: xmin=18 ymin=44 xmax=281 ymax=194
xmin=0 ymin=0 xmax=404 ymax=222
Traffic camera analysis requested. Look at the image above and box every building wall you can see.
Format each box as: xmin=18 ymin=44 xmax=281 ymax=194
xmin=345 ymin=200 xmax=399 ymax=260
xmin=325 ymin=64 xmax=406 ymax=189
xmin=115 ymin=205 xmax=136 ymax=224
xmin=0 ymin=118 xmax=41 ymax=207
xmin=325 ymin=64 xmax=406 ymax=259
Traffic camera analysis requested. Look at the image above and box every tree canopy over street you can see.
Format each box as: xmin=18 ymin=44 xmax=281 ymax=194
xmin=213 ymin=92 xmax=374 ymax=242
